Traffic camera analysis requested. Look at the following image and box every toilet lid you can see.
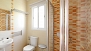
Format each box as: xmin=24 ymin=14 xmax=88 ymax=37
xmin=23 ymin=45 xmax=35 ymax=51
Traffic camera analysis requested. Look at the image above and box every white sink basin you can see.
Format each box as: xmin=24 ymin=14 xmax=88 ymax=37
xmin=0 ymin=38 xmax=13 ymax=49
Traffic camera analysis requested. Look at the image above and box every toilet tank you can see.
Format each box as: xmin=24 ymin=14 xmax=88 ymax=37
xmin=30 ymin=36 xmax=38 ymax=47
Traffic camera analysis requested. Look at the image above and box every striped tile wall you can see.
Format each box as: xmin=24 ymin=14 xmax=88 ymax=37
xmin=52 ymin=0 xmax=60 ymax=51
xmin=11 ymin=0 xmax=14 ymax=51
xmin=69 ymin=0 xmax=91 ymax=51
xmin=0 ymin=8 xmax=10 ymax=31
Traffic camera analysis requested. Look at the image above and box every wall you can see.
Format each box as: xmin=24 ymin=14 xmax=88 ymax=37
xmin=0 ymin=0 xmax=11 ymax=31
xmin=0 ymin=9 xmax=10 ymax=31
xmin=69 ymin=0 xmax=91 ymax=51
xmin=0 ymin=0 xmax=11 ymax=10
xmin=12 ymin=0 xmax=27 ymax=51
xmin=0 ymin=0 xmax=12 ymax=51
xmin=51 ymin=0 xmax=60 ymax=51
xmin=5 ymin=0 xmax=27 ymax=51
xmin=69 ymin=0 xmax=78 ymax=51
xmin=26 ymin=0 xmax=47 ymax=51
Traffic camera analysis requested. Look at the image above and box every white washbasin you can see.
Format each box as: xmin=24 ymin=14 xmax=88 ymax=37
xmin=0 ymin=38 xmax=13 ymax=49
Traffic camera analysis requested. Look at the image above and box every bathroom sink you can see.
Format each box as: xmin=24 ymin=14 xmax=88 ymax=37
xmin=0 ymin=38 xmax=13 ymax=49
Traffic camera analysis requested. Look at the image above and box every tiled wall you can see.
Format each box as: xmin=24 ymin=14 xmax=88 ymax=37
xmin=69 ymin=0 xmax=78 ymax=51
xmin=0 ymin=8 xmax=10 ymax=31
xmin=69 ymin=0 xmax=91 ymax=51
xmin=52 ymin=0 xmax=60 ymax=51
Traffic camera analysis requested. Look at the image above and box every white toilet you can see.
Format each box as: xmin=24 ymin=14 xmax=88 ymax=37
xmin=23 ymin=36 xmax=38 ymax=51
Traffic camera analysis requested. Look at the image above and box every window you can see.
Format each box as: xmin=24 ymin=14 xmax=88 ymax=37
xmin=32 ymin=5 xmax=46 ymax=30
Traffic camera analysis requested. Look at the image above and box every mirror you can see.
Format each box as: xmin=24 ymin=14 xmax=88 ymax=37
xmin=0 ymin=0 xmax=11 ymax=31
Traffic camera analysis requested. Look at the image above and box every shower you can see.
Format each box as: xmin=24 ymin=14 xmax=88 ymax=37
xmin=60 ymin=0 xmax=91 ymax=51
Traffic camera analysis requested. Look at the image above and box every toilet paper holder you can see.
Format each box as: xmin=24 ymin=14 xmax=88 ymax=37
xmin=13 ymin=30 xmax=22 ymax=37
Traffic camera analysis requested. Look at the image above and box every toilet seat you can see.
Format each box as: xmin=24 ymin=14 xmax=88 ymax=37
xmin=23 ymin=45 xmax=35 ymax=51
